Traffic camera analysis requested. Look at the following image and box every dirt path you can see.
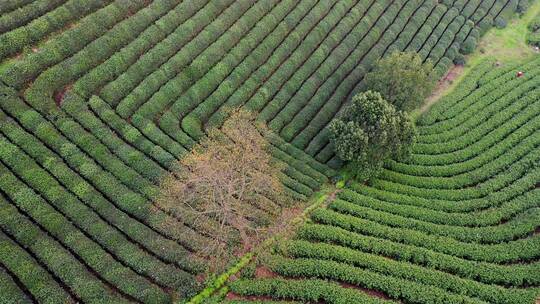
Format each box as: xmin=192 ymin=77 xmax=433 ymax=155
xmin=420 ymin=65 xmax=464 ymax=114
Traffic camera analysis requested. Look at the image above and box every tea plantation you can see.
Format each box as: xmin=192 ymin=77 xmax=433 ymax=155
xmin=226 ymin=57 xmax=540 ymax=304
xmin=0 ymin=0 xmax=535 ymax=303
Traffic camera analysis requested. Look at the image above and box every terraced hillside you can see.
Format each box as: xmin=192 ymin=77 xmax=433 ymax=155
xmin=226 ymin=57 xmax=540 ymax=303
xmin=0 ymin=0 xmax=527 ymax=303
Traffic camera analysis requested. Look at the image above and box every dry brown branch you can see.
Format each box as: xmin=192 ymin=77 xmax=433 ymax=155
xmin=158 ymin=109 xmax=289 ymax=272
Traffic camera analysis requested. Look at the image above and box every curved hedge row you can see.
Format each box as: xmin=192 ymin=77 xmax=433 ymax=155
xmin=379 ymin=139 xmax=540 ymax=189
xmin=0 ymin=0 xmax=110 ymax=61
xmin=418 ymin=56 xmax=540 ymax=133
xmin=297 ymin=223 xmax=540 ymax=286
xmin=0 ymin=0 xmax=65 ymax=35
xmin=339 ymin=180 xmax=540 ymax=227
xmin=413 ymin=83 xmax=540 ymax=155
xmin=230 ymin=278 xmax=391 ymax=304
xmin=311 ymin=208 xmax=540 ymax=263
xmin=98 ymin=0 xmax=224 ymax=106
xmin=0 ymin=110 xmax=204 ymax=273
xmin=387 ymin=116 xmax=540 ymax=176
xmin=225 ymin=54 xmax=540 ymax=303
xmin=187 ymin=0 xmax=369 ymax=140
xmin=299 ymin=1 xmax=512 ymax=164
xmin=0 ymin=231 xmax=73 ymax=303
xmin=275 ymin=0 xmax=427 ymax=141
xmin=330 ymin=197 xmax=540 ymax=243
xmin=282 ymin=240 xmax=537 ymax=304
xmin=72 ymin=0 xmax=209 ymax=99
xmin=0 ymin=0 xmax=527 ymax=302
xmin=267 ymin=255 xmax=487 ymax=304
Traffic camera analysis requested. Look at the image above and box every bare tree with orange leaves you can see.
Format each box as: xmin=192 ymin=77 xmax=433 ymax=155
xmin=159 ymin=109 xmax=290 ymax=271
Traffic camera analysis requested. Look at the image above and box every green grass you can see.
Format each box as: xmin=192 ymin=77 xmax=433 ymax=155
xmin=467 ymin=1 xmax=540 ymax=63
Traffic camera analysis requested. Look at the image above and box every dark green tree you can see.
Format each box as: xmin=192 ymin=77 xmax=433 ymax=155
xmin=364 ymin=51 xmax=435 ymax=111
xmin=329 ymin=91 xmax=416 ymax=181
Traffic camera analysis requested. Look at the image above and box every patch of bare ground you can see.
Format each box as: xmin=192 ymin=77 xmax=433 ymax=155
xmin=339 ymin=282 xmax=396 ymax=302
xmin=255 ymin=265 xmax=279 ymax=279
xmin=534 ymin=226 xmax=540 ymax=236
xmin=327 ymin=189 xmax=340 ymax=202
xmin=195 ymin=273 xmax=206 ymax=284
xmin=421 ymin=65 xmax=464 ymax=114
xmin=54 ymin=84 xmax=72 ymax=106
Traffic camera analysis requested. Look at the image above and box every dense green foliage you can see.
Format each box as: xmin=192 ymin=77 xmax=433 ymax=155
xmin=225 ymin=56 xmax=540 ymax=303
xmin=363 ymin=52 xmax=436 ymax=111
xmin=0 ymin=0 xmax=523 ymax=302
xmin=329 ymin=91 xmax=415 ymax=180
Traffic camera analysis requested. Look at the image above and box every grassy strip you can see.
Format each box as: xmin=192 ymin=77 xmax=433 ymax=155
xmin=186 ymin=184 xmax=337 ymax=303
xmin=188 ymin=253 xmax=254 ymax=304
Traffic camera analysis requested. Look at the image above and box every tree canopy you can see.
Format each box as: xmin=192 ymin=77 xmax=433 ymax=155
xmin=364 ymin=51 xmax=435 ymax=111
xmin=159 ymin=109 xmax=289 ymax=271
xmin=329 ymin=91 xmax=416 ymax=180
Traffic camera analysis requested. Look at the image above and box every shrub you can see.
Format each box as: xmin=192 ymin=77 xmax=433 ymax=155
xmin=453 ymin=53 xmax=466 ymax=65
xmin=517 ymin=0 xmax=530 ymax=15
xmin=363 ymin=51 xmax=436 ymax=111
xmin=494 ymin=16 xmax=508 ymax=29
xmin=460 ymin=36 xmax=477 ymax=55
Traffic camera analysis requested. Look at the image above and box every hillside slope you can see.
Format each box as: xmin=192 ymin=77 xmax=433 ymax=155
xmin=0 ymin=0 xmax=525 ymax=302
xmin=226 ymin=56 xmax=540 ymax=304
